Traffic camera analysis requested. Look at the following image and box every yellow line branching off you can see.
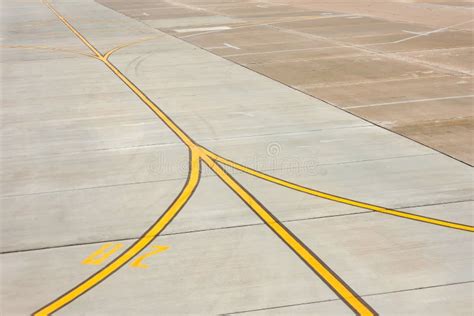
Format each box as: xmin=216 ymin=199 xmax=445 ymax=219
xmin=202 ymin=148 xmax=474 ymax=233
xmin=103 ymin=36 xmax=163 ymax=60
xmin=200 ymin=153 xmax=376 ymax=316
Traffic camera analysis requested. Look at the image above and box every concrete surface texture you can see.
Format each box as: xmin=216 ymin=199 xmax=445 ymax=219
xmin=0 ymin=0 xmax=473 ymax=315
xmin=98 ymin=0 xmax=474 ymax=165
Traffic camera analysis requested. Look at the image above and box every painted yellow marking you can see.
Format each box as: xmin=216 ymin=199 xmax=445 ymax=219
xmin=1 ymin=44 xmax=98 ymax=59
xmin=101 ymin=58 xmax=197 ymax=149
xmin=34 ymin=151 xmax=200 ymax=316
xmin=35 ymin=1 xmax=473 ymax=315
xmin=103 ymin=36 xmax=163 ymax=60
xmin=81 ymin=243 xmax=123 ymax=265
xmin=42 ymin=0 xmax=196 ymax=150
xmin=42 ymin=0 xmax=103 ymax=58
xmin=202 ymin=148 xmax=474 ymax=232
xmin=200 ymin=153 xmax=376 ymax=316
xmin=130 ymin=245 xmax=169 ymax=268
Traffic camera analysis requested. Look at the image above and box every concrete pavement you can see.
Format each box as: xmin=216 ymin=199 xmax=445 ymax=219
xmin=111 ymin=0 xmax=474 ymax=165
xmin=1 ymin=0 xmax=473 ymax=315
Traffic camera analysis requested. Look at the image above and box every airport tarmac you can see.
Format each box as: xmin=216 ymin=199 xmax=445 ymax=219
xmin=1 ymin=0 xmax=473 ymax=315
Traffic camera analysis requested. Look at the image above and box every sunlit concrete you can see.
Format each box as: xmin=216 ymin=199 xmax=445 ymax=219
xmin=1 ymin=0 xmax=472 ymax=315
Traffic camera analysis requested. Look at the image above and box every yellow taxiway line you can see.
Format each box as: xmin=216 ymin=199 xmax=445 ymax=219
xmin=0 ymin=44 xmax=97 ymax=59
xmin=103 ymin=36 xmax=163 ymax=60
xmin=202 ymin=148 xmax=474 ymax=233
xmin=200 ymin=152 xmax=376 ymax=316
xmin=41 ymin=0 xmax=196 ymax=150
xmin=34 ymin=150 xmax=201 ymax=316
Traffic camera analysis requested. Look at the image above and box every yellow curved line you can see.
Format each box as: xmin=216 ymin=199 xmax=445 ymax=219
xmin=1 ymin=44 xmax=98 ymax=59
xmin=200 ymin=153 xmax=376 ymax=316
xmin=103 ymin=36 xmax=163 ymax=60
xmin=202 ymin=148 xmax=474 ymax=232
xmin=34 ymin=150 xmax=201 ymax=316
xmin=42 ymin=0 xmax=196 ymax=149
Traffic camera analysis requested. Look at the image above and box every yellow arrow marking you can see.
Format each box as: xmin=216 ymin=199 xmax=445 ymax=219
xmin=81 ymin=243 xmax=123 ymax=265
xmin=130 ymin=245 xmax=169 ymax=269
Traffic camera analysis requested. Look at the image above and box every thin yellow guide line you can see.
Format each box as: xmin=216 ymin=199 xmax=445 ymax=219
xmin=101 ymin=59 xmax=196 ymax=149
xmin=0 ymin=44 xmax=97 ymax=59
xmin=203 ymin=148 xmax=474 ymax=232
xmin=42 ymin=0 xmax=102 ymax=58
xmin=103 ymin=36 xmax=162 ymax=60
